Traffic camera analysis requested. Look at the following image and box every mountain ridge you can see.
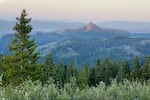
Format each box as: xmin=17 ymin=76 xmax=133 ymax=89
xmin=55 ymin=22 xmax=130 ymax=39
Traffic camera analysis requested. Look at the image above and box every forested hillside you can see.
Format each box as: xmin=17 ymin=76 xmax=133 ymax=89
xmin=1 ymin=32 xmax=150 ymax=66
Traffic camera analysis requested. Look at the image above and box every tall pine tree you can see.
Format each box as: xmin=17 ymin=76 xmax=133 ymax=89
xmin=95 ymin=58 xmax=102 ymax=84
xmin=2 ymin=9 xmax=40 ymax=85
xmin=78 ymin=64 xmax=90 ymax=88
xmin=131 ymin=56 xmax=141 ymax=80
xmin=0 ymin=54 xmax=3 ymax=74
xmin=89 ymin=68 xmax=96 ymax=86
xmin=43 ymin=53 xmax=56 ymax=83
xmin=123 ymin=61 xmax=131 ymax=79
xmin=67 ymin=61 xmax=78 ymax=82
xmin=141 ymin=57 xmax=150 ymax=81
xmin=99 ymin=59 xmax=114 ymax=84
xmin=117 ymin=61 xmax=130 ymax=82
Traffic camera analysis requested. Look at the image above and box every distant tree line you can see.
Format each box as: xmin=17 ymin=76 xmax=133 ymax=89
xmin=0 ymin=9 xmax=149 ymax=87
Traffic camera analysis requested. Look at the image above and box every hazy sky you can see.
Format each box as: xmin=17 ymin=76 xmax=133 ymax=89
xmin=0 ymin=0 xmax=150 ymax=22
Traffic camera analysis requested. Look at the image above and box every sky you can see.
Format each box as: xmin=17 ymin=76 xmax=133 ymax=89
xmin=0 ymin=0 xmax=150 ymax=22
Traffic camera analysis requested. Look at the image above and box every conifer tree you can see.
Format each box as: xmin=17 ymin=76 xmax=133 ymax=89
xmin=2 ymin=9 xmax=40 ymax=85
xmin=123 ymin=61 xmax=131 ymax=78
xmin=96 ymin=58 xmax=101 ymax=68
xmin=67 ymin=61 xmax=78 ymax=82
xmin=117 ymin=65 xmax=124 ymax=82
xmin=89 ymin=68 xmax=96 ymax=86
xmin=100 ymin=59 xmax=114 ymax=84
xmin=56 ymin=59 xmax=64 ymax=87
xmin=132 ymin=56 xmax=141 ymax=79
xmin=95 ymin=58 xmax=102 ymax=84
xmin=43 ymin=53 xmax=56 ymax=82
xmin=141 ymin=57 xmax=150 ymax=81
xmin=117 ymin=61 xmax=130 ymax=82
xmin=78 ymin=64 xmax=90 ymax=88
xmin=0 ymin=54 xmax=3 ymax=74
xmin=63 ymin=65 xmax=68 ymax=84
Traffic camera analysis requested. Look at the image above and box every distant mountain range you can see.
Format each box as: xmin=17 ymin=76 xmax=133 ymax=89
xmin=1 ymin=22 xmax=150 ymax=67
xmin=1 ymin=20 xmax=150 ymax=36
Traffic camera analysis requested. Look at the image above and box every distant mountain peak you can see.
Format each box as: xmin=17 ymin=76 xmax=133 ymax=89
xmin=86 ymin=22 xmax=95 ymax=27
xmin=81 ymin=22 xmax=102 ymax=32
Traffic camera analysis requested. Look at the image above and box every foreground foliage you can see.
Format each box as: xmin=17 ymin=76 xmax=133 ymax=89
xmin=0 ymin=79 xmax=149 ymax=100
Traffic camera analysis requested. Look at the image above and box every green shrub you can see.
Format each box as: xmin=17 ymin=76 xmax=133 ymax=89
xmin=0 ymin=79 xmax=149 ymax=100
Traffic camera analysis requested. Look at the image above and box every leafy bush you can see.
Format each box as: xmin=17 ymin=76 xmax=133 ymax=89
xmin=0 ymin=79 xmax=149 ymax=100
